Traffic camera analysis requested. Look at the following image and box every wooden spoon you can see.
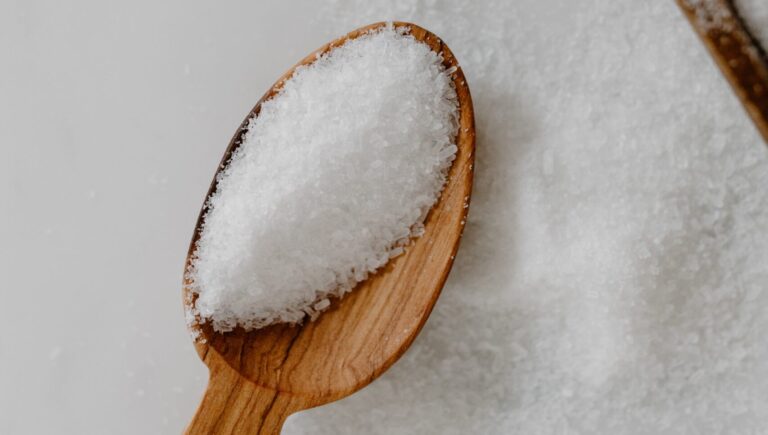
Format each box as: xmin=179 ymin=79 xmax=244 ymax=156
xmin=676 ymin=0 xmax=768 ymax=144
xmin=182 ymin=22 xmax=475 ymax=435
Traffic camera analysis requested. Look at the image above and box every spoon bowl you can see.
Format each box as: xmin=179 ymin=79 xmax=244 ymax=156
xmin=183 ymin=22 xmax=475 ymax=435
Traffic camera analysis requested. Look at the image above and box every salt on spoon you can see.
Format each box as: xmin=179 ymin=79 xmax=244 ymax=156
xmin=187 ymin=23 xmax=460 ymax=333
xmin=182 ymin=22 xmax=474 ymax=435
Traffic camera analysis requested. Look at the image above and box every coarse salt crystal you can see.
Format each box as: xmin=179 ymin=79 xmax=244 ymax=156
xmin=187 ymin=26 xmax=459 ymax=332
xmin=284 ymin=1 xmax=768 ymax=434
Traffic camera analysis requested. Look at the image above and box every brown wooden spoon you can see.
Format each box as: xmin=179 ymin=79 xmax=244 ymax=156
xmin=182 ymin=22 xmax=475 ymax=435
xmin=676 ymin=0 xmax=768 ymax=144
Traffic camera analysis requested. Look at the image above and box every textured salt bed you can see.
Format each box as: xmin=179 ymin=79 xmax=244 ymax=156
xmin=188 ymin=27 xmax=458 ymax=332
xmin=736 ymin=0 xmax=768 ymax=50
xmin=281 ymin=1 xmax=768 ymax=434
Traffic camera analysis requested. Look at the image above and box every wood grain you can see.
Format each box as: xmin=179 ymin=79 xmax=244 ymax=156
xmin=677 ymin=0 xmax=768 ymax=143
xmin=182 ymin=22 xmax=475 ymax=434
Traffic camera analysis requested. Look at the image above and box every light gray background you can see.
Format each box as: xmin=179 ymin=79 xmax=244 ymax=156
xmin=1 ymin=1 xmax=326 ymax=433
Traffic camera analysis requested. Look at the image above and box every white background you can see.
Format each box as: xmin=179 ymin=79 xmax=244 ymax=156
xmin=1 ymin=1 xmax=327 ymax=433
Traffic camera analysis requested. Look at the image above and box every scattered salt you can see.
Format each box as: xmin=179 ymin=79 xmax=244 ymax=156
xmin=542 ymin=149 xmax=554 ymax=177
xmin=389 ymin=246 xmax=405 ymax=258
xmin=282 ymin=1 xmax=768 ymax=434
xmin=188 ymin=26 xmax=458 ymax=332
xmin=683 ymin=0 xmax=737 ymax=30
xmin=48 ymin=346 xmax=62 ymax=361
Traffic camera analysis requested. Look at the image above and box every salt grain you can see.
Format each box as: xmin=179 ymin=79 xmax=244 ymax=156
xmin=283 ymin=1 xmax=768 ymax=434
xmin=188 ymin=26 xmax=458 ymax=332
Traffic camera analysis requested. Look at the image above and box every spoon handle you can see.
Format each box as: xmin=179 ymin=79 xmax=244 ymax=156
xmin=185 ymin=354 xmax=308 ymax=435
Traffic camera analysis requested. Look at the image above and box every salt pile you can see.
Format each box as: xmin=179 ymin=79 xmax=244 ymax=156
xmin=188 ymin=26 xmax=459 ymax=332
xmin=736 ymin=0 xmax=768 ymax=49
xmin=282 ymin=1 xmax=768 ymax=434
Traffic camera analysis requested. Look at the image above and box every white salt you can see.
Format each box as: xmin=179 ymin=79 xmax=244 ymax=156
xmin=188 ymin=26 xmax=458 ymax=332
xmin=281 ymin=1 xmax=768 ymax=434
xmin=735 ymin=0 xmax=768 ymax=49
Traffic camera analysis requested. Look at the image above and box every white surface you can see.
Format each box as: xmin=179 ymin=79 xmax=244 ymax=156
xmin=3 ymin=0 xmax=768 ymax=434
xmin=1 ymin=1 xmax=325 ymax=433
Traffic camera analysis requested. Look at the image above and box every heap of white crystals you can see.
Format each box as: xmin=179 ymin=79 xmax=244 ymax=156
xmin=281 ymin=0 xmax=768 ymax=434
xmin=736 ymin=0 xmax=768 ymax=49
xmin=188 ymin=26 xmax=458 ymax=332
